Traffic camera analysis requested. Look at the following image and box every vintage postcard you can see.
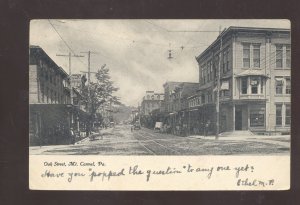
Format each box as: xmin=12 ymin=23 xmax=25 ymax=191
xmin=29 ymin=19 xmax=290 ymax=190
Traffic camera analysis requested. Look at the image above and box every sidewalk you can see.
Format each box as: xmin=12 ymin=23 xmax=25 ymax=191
xmin=188 ymin=134 xmax=290 ymax=147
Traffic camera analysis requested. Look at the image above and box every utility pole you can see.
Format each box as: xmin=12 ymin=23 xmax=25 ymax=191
xmin=80 ymin=51 xmax=98 ymax=85
xmin=216 ymin=35 xmax=223 ymax=140
xmin=80 ymin=51 xmax=98 ymax=135
xmin=56 ymin=52 xmax=84 ymax=76
xmin=56 ymin=52 xmax=84 ymax=131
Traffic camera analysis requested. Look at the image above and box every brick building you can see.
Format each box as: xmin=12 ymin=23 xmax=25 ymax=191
xmin=194 ymin=26 xmax=290 ymax=134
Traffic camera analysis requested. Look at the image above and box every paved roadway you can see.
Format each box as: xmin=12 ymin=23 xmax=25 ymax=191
xmin=29 ymin=125 xmax=290 ymax=155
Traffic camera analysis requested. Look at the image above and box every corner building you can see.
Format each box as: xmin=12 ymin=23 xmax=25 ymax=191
xmin=196 ymin=27 xmax=290 ymax=134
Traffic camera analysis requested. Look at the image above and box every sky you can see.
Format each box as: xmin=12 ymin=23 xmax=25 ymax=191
xmin=30 ymin=19 xmax=290 ymax=106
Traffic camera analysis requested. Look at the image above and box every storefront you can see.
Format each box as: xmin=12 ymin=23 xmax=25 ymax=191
xmin=233 ymin=101 xmax=266 ymax=132
xmin=29 ymin=104 xmax=89 ymax=146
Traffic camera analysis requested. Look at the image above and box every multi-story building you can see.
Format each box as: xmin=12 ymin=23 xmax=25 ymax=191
xmin=170 ymin=82 xmax=199 ymax=135
xmin=194 ymin=26 xmax=290 ymax=134
xmin=163 ymin=81 xmax=183 ymax=114
xmin=141 ymin=91 xmax=164 ymax=116
xmin=29 ymin=45 xmax=88 ymax=145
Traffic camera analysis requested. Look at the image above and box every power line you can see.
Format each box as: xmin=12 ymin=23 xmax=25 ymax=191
xmin=47 ymin=19 xmax=87 ymax=68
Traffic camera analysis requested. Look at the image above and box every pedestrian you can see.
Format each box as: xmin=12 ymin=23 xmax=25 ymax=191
xmin=70 ymin=128 xmax=75 ymax=145
xmin=205 ymin=120 xmax=210 ymax=137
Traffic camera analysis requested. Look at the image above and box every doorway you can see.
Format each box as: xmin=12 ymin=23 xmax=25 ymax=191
xmin=235 ymin=110 xmax=242 ymax=130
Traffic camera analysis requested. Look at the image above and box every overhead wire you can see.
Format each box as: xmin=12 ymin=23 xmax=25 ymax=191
xmin=47 ymin=19 xmax=88 ymax=68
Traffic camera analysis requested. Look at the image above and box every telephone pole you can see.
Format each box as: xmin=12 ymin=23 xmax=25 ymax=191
xmin=80 ymin=51 xmax=98 ymax=85
xmin=216 ymin=34 xmax=223 ymax=140
xmin=56 ymin=52 xmax=84 ymax=75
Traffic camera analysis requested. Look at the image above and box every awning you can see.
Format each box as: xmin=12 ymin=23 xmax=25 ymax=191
xmin=234 ymin=70 xmax=269 ymax=78
xmin=189 ymin=109 xmax=199 ymax=112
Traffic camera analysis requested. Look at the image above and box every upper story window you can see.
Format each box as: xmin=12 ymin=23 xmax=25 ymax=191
xmin=275 ymin=77 xmax=290 ymax=95
xmin=201 ymin=94 xmax=205 ymax=104
xmin=276 ymin=44 xmax=290 ymax=69
xmin=276 ymin=45 xmax=283 ymax=68
xmin=222 ymin=47 xmax=230 ymax=73
xmin=243 ymin=43 xmax=261 ymax=68
xmin=286 ymin=45 xmax=291 ymax=68
xmin=240 ymin=76 xmax=264 ymax=95
xmin=243 ymin=43 xmax=250 ymax=68
xmin=253 ymin=44 xmax=260 ymax=68
xmin=241 ymin=77 xmax=248 ymax=94
xmin=250 ymin=77 xmax=259 ymax=94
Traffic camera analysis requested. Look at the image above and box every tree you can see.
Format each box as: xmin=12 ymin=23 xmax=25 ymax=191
xmin=81 ymin=65 xmax=120 ymax=134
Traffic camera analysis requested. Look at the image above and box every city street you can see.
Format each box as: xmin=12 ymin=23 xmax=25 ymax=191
xmin=30 ymin=125 xmax=290 ymax=155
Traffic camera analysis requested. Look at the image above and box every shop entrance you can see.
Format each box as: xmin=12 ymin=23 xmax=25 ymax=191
xmin=235 ymin=109 xmax=243 ymax=130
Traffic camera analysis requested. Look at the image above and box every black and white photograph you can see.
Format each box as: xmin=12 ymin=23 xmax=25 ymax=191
xmin=29 ymin=19 xmax=291 ymax=156
xmin=26 ymin=19 xmax=293 ymax=191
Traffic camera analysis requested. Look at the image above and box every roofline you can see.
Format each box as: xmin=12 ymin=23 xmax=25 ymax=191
xmin=30 ymin=45 xmax=69 ymax=78
xmin=196 ymin=26 xmax=290 ymax=61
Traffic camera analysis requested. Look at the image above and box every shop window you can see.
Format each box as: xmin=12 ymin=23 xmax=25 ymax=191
xmin=276 ymin=104 xmax=282 ymax=126
xmin=243 ymin=43 xmax=250 ymax=68
xmin=241 ymin=77 xmax=248 ymax=94
xmin=250 ymin=112 xmax=265 ymax=127
xmin=285 ymin=104 xmax=291 ymax=126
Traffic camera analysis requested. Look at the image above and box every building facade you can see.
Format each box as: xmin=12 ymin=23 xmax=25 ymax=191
xmin=29 ymin=46 xmax=88 ymax=146
xmin=141 ymin=91 xmax=164 ymax=116
xmin=194 ymin=27 xmax=291 ymax=134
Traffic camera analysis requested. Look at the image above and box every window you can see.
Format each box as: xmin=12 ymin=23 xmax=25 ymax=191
xmin=46 ymin=88 xmax=49 ymax=103
xmin=250 ymin=112 xmax=265 ymax=127
xmin=275 ymin=78 xmax=283 ymax=94
xmin=207 ymin=62 xmax=211 ymax=82
xmin=261 ymin=79 xmax=264 ymax=94
xmin=50 ymin=90 xmax=53 ymax=104
xmin=243 ymin=43 xmax=250 ymax=68
xmin=276 ymin=104 xmax=282 ymax=126
xmin=276 ymin=45 xmax=283 ymax=68
xmin=253 ymin=44 xmax=260 ymax=68
xmin=214 ymin=56 xmax=218 ymax=78
xmin=40 ymin=83 xmax=44 ymax=102
xmin=286 ymin=77 xmax=291 ymax=94
xmin=286 ymin=45 xmax=291 ymax=68
xmin=201 ymin=94 xmax=205 ymax=104
xmin=285 ymin=104 xmax=291 ymax=126
xmin=241 ymin=77 xmax=248 ymax=94
xmin=275 ymin=77 xmax=290 ymax=95
xmin=250 ymin=77 xmax=259 ymax=94
xmin=222 ymin=50 xmax=227 ymax=73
